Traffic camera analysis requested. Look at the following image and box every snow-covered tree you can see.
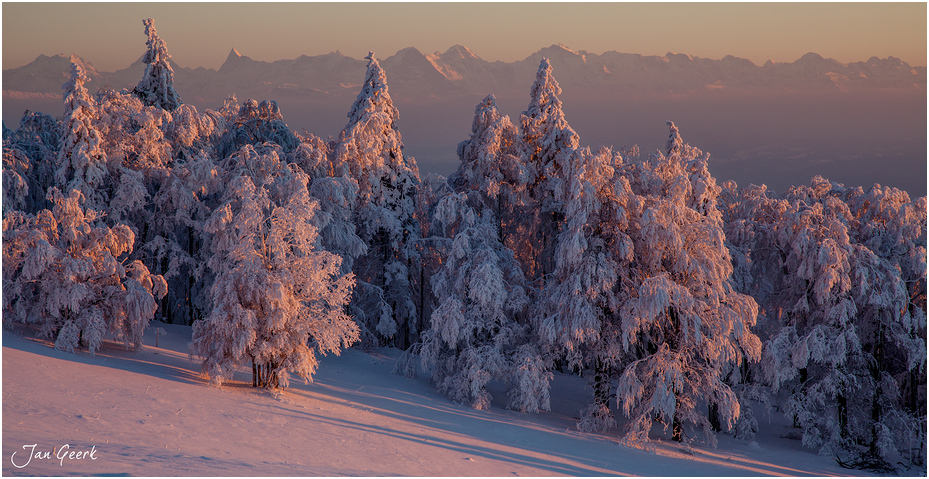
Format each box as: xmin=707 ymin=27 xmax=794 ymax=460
xmin=604 ymin=123 xmax=762 ymax=446
xmin=419 ymin=191 xmax=539 ymax=411
xmin=3 ymin=147 xmax=33 ymax=214
xmin=95 ymin=89 xmax=173 ymax=172
xmin=56 ymin=58 xmax=108 ymax=211
xmin=722 ymin=176 xmax=926 ymax=469
xmin=190 ymin=144 xmax=358 ymax=388
xmin=450 ymin=95 xmax=528 ymax=207
xmin=449 ymin=94 xmax=533 ymax=254
xmin=536 ymin=145 xmax=633 ymax=431
xmin=331 ymin=52 xmax=421 ymax=347
xmin=2 ymin=188 xmax=166 ymax=354
xmin=133 ymin=18 xmax=182 ymax=111
xmin=3 ymin=111 xmax=60 ymax=213
xmin=520 ymin=59 xmax=579 ymax=183
xmin=516 ymin=58 xmax=579 ymax=279
xmin=218 ymin=99 xmax=297 ymax=159
xmin=145 ymin=145 xmax=223 ymax=325
xmin=90 ymin=88 xmax=176 ymax=231
xmin=6 ymin=110 xmax=61 ymax=170
xmin=309 ymin=176 xmax=367 ymax=275
xmin=168 ymin=103 xmax=220 ymax=160
xmin=291 ymin=134 xmax=335 ymax=179
xmin=407 ymin=93 xmax=554 ymax=413
xmin=294 ymin=134 xmax=368 ymax=276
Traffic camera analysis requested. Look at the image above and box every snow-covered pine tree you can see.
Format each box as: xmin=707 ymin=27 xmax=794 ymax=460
xmin=56 ymin=57 xmax=109 ymax=211
xmin=190 ymin=143 xmax=358 ymax=388
xmin=537 ymin=145 xmax=635 ymax=431
xmin=2 ymin=188 xmax=166 ymax=354
xmin=331 ymin=52 xmax=421 ymax=348
xmin=449 ymin=94 xmax=533 ymax=252
xmin=3 ymin=111 xmax=61 ymax=213
xmin=613 ymin=122 xmax=762 ymax=447
xmin=217 ymin=99 xmax=298 ymax=160
xmin=419 ymin=191 xmax=537 ymax=411
xmin=517 ymin=58 xmax=579 ymax=279
xmin=408 ymin=93 xmax=551 ymax=413
xmin=520 ymin=59 xmax=579 ymax=186
xmin=133 ymin=18 xmax=182 ymax=111
xmin=3 ymin=147 xmax=33 ymax=214
xmin=450 ymin=95 xmax=528 ymax=207
xmin=309 ymin=176 xmax=368 ymax=276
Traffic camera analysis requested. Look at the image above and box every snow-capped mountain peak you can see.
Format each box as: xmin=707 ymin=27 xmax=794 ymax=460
xmin=443 ymin=44 xmax=480 ymax=61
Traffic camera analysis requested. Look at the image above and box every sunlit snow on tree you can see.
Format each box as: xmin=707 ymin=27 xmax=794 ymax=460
xmin=1 ymin=17 xmax=925 ymax=473
xmin=133 ymin=18 xmax=182 ymax=111
xmin=330 ymin=52 xmax=421 ymax=348
xmin=3 ymin=188 xmax=166 ymax=354
xmin=189 ymin=144 xmax=358 ymax=388
xmin=722 ymin=176 xmax=926 ymax=468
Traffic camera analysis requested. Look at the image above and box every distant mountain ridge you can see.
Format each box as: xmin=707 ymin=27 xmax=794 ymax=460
xmin=4 ymin=45 xmax=925 ymax=107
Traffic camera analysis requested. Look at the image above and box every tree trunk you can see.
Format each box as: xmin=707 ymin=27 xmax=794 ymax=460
xmin=869 ymin=384 xmax=882 ymax=456
xmin=267 ymin=362 xmax=279 ymax=389
xmin=252 ymin=359 xmax=257 ymax=388
xmin=672 ymin=412 xmax=683 ymax=442
xmin=417 ymin=264 xmax=425 ymax=346
xmin=709 ymin=402 xmax=721 ymax=432
xmin=186 ymin=225 xmax=195 ymax=325
xmin=837 ymin=392 xmax=848 ymax=439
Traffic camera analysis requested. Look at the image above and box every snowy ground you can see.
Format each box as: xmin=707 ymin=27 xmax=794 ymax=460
xmin=3 ymin=322 xmax=875 ymax=476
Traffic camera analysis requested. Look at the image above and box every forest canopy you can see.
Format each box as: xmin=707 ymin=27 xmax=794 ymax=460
xmin=2 ymin=18 xmax=925 ymax=473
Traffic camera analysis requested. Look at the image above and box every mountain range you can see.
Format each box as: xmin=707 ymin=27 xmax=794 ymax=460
xmin=4 ymin=44 xmax=925 ymax=108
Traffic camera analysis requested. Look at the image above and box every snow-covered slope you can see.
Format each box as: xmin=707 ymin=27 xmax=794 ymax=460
xmin=2 ymin=325 xmax=873 ymax=476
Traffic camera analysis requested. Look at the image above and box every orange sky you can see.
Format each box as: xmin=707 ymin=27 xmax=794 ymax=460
xmin=3 ymin=2 xmax=927 ymax=71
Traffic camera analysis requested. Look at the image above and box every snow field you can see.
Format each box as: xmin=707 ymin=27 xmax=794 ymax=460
xmin=3 ymin=323 xmax=869 ymax=476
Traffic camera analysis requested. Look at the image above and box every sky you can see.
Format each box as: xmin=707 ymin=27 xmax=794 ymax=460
xmin=2 ymin=2 xmax=926 ymax=72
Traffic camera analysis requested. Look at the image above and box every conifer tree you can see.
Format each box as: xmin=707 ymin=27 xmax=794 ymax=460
xmin=449 ymin=94 xmax=531 ymax=248
xmin=56 ymin=58 xmax=108 ymax=211
xmin=537 ymin=145 xmax=634 ymax=431
xmin=612 ymin=122 xmax=761 ymax=447
xmin=420 ymin=192 xmax=534 ymax=410
xmin=133 ymin=18 xmax=182 ymax=111
xmin=331 ymin=52 xmax=421 ymax=347
xmin=517 ymin=58 xmax=579 ymax=279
